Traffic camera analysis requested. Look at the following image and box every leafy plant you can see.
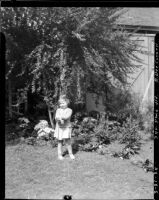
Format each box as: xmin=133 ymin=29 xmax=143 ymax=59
xmin=112 ymin=144 xmax=140 ymax=159
xmin=80 ymin=142 xmax=99 ymax=152
xmin=142 ymin=159 xmax=154 ymax=172
xmin=34 ymin=120 xmax=54 ymax=140
xmin=118 ymin=117 xmax=141 ymax=145
xmin=89 ymin=110 xmax=100 ymax=120
xmin=6 ymin=117 xmax=36 ymax=139
xmin=24 ymin=137 xmax=37 ymax=145
xmin=97 ymin=145 xmax=111 ymax=155
xmin=94 ymin=124 xmax=110 ymax=145
xmin=141 ymin=102 xmax=154 ymax=137
xmin=72 ymin=114 xmax=121 ymax=152
xmin=72 ymin=117 xmax=96 ymax=136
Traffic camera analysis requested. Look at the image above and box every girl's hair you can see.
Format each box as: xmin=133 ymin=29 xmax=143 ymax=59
xmin=58 ymin=95 xmax=70 ymax=105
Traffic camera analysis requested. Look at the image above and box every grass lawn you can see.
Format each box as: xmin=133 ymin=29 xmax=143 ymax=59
xmin=5 ymin=136 xmax=154 ymax=199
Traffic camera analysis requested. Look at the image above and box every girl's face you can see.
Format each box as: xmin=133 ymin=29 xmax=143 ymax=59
xmin=59 ymin=99 xmax=68 ymax=109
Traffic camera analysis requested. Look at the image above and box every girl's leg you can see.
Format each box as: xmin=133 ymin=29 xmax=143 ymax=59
xmin=58 ymin=140 xmax=64 ymax=160
xmin=65 ymin=138 xmax=75 ymax=159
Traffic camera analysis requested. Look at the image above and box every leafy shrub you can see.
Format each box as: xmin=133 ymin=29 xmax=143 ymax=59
xmin=72 ymin=115 xmax=121 ymax=152
xmin=94 ymin=124 xmax=110 ymax=145
xmin=72 ymin=117 xmax=99 ymax=151
xmin=72 ymin=111 xmax=88 ymax=123
xmin=80 ymin=142 xmax=99 ymax=152
xmin=97 ymin=145 xmax=111 ymax=155
xmin=5 ymin=123 xmax=17 ymax=141
xmin=94 ymin=118 xmax=122 ymax=143
xmin=72 ymin=117 xmax=96 ymax=137
xmin=118 ymin=117 xmax=141 ymax=145
xmin=24 ymin=137 xmax=37 ymax=145
xmin=113 ymin=95 xmax=154 ymax=140
xmin=72 ymin=104 xmax=142 ymax=152
xmin=141 ymin=102 xmax=154 ymax=138
xmin=5 ymin=118 xmax=36 ymax=142
xmin=16 ymin=121 xmax=35 ymax=138
xmin=108 ymin=93 xmax=143 ymax=128
xmin=5 ymin=117 xmax=57 ymax=146
xmin=107 ymin=123 xmax=121 ymax=141
xmin=112 ymin=144 xmax=140 ymax=159
xmin=89 ymin=110 xmax=100 ymax=120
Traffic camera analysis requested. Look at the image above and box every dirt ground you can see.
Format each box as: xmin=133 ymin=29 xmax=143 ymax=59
xmin=5 ymin=134 xmax=154 ymax=199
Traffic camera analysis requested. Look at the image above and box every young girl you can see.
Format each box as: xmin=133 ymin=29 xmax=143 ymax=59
xmin=54 ymin=96 xmax=75 ymax=160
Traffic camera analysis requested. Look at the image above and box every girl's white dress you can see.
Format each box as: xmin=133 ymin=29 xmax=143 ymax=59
xmin=54 ymin=108 xmax=72 ymax=140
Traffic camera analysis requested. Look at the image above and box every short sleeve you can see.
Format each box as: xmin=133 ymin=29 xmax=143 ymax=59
xmin=62 ymin=108 xmax=72 ymax=120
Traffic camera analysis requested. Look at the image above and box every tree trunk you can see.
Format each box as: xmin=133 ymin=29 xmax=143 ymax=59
xmin=8 ymin=79 xmax=12 ymax=118
xmin=48 ymin=106 xmax=54 ymax=129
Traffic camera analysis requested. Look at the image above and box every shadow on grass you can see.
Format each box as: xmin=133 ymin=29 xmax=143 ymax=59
xmin=72 ymin=137 xmax=86 ymax=155
xmin=62 ymin=143 xmax=79 ymax=157
xmin=62 ymin=137 xmax=83 ymax=156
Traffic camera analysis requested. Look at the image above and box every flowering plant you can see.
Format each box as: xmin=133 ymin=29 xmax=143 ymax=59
xmin=18 ymin=117 xmax=30 ymax=124
xmin=34 ymin=120 xmax=54 ymax=139
xmin=18 ymin=117 xmax=30 ymax=128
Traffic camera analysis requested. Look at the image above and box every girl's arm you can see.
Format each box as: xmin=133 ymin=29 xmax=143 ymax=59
xmin=61 ymin=108 xmax=72 ymax=120
xmin=55 ymin=109 xmax=61 ymax=121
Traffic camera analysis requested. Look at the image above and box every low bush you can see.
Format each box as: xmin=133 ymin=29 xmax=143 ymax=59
xmin=5 ymin=117 xmax=56 ymax=146
xmin=72 ymin=107 xmax=142 ymax=152
xmin=5 ymin=118 xmax=36 ymax=142
xmin=5 ymin=98 xmax=144 ymax=151
xmin=89 ymin=110 xmax=100 ymax=120
xmin=112 ymin=144 xmax=140 ymax=159
xmin=5 ymin=123 xmax=17 ymax=141
xmin=141 ymin=102 xmax=154 ymax=138
xmin=72 ymin=111 xmax=88 ymax=123
xmin=118 ymin=117 xmax=141 ymax=145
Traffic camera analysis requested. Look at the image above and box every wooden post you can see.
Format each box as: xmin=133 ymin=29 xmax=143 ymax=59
xmin=48 ymin=107 xmax=54 ymax=129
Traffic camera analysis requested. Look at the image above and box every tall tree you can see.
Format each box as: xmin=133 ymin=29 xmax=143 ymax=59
xmin=2 ymin=7 xmax=143 ymax=124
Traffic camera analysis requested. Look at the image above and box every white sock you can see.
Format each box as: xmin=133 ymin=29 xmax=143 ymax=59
xmin=58 ymin=155 xmax=64 ymax=160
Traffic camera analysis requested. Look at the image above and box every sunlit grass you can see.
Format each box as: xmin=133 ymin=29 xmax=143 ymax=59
xmin=5 ymin=141 xmax=153 ymax=199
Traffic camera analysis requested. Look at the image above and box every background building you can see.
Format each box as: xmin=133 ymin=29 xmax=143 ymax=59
xmin=86 ymin=8 xmax=159 ymax=113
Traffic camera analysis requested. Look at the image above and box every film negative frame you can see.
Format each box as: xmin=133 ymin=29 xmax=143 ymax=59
xmin=1 ymin=2 xmax=159 ymax=200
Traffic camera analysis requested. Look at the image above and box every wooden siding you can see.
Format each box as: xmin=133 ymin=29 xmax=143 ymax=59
xmin=127 ymin=34 xmax=154 ymax=103
xmin=86 ymin=34 xmax=155 ymax=112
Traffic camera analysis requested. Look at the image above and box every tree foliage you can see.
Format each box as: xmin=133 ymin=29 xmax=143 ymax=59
xmin=2 ymin=7 xmax=143 ymax=122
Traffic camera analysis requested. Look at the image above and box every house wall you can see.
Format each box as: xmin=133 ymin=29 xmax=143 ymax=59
xmin=86 ymin=33 xmax=155 ymax=113
xmin=127 ymin=34 xmax=154 ymax=103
